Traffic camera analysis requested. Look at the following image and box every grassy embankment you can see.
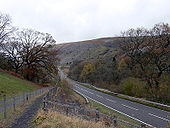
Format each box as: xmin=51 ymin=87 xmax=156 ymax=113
xmin=0 ymin=70 xmax=42 ymax=127
xmin=0 ymin=71 xmax=40 ymax=100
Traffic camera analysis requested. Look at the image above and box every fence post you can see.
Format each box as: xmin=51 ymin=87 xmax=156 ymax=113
xmin=113 ymin=115 xmax=117 ymax=127
xmin=66 ymin=108 xmax=69 ymax=115
xmin=26 ymin=93 xmax=29 ymax=101
xmin=95 ymin=108 xmax=100 ymax=122
xmin=141 ymin=123 xmax=146 ymax=128
xmin=3 ymin=95 xmax=7 ymax=119
xmin=13 ymin=97 xmax=16 ymax=111
xmin=43 ymin=97 xmax=46 ymax=111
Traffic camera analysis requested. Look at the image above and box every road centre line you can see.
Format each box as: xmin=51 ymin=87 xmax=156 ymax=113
xmin=106 ymin=98 xmax=117 ymax=103
xmin=96 ymin=94 xmax=103 ymax=98
xmin=122 ymin=104 xmax=139 ymax=111
xmin=148 ymin=113 xmax=169 ymax=121
xmin=88 ymin=92 xmax=94 ymax=94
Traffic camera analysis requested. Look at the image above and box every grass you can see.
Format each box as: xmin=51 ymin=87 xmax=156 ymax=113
xmin=80 ymin=83 xmax=170 ymax=112
xmin=88 ymin=99 xmax=142 ymax=128
xmin=33 ymin=109 xmax=112 ymax=128
xmin=0 ymin=71 xmax=40 ymax=100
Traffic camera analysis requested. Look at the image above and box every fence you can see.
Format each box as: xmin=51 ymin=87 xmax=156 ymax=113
xmin=0 ymin=87 xmax=50 ymax=119
xmin=43 ymin=87 xmax=148 ymax=128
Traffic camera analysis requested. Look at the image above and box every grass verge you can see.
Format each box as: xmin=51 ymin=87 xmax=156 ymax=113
xmin=0 ymin=71 xmax=40 ymax=100
xmin=88 ymin=99 xmax=142 ymax=128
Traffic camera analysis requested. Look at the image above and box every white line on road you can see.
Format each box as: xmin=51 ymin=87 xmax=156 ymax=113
xmin=96 ymin=94 xmax=103 ymax=98
xmin=148 ymin=113 xmax=169 ymax=121
xmin=75 ymin=90 xmax=153 ymax=127
xmin=88 ymin=92 xmax=94 ymax=95
xmin=122 ymin=104 xmax=138 ymax=111
xmin=106 ymin=98 xmax=117 ymax=103
xmin=81 ymin=88 xmax=88 ymax=92
xmin=76 ymin=86 xmax=80 ymax=89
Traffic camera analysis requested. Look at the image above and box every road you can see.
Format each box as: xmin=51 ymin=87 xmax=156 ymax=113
xmin=58 ymin=68 xmax=170 ymax=128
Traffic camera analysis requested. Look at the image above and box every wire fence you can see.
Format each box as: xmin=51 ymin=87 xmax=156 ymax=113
xmin=0 ymin=87 xmax=50 ymax=119
xmin=43 ymin=87 xmax=149 ymax=128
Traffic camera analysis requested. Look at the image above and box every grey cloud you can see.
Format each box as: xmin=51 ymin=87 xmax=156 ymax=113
xmin=0 ymin=0 xmax=170 ymax=43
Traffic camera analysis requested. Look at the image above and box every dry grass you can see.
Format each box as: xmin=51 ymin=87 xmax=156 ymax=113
xmin=33 ymin=110 xmax=112 ymax=128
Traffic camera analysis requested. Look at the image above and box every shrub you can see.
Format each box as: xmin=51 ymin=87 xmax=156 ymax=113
xmin=58 ymin=80 xmax=73 ymax=97
xmin=121 ymin=78 xmax=146 ymax=97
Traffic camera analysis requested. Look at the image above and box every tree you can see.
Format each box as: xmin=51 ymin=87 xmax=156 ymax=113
xmin=0 ymin=13 xmax=15 ymax=46
xmin=120 ymin=23 xmax=170 ymax=88
xmin=16 ymin=29 xmax=58 ymax=81
xmin=1 ymin=28 xmax=59 ymax=83
xmin=1 ymin=37 xmax=23 ymax=73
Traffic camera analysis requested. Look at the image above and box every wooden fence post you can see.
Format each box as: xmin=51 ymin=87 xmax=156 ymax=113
xmin=113 ymin=115 xmax=117 ymax=127
xmin=3 ymin=95 xmax=7 ymax=119
xmin=26 ymin=94 xmax=29 ymax=101
xmin=43 ymin=97 xmax=46 ymax=111
xmin=66 ymin=108 xmax=69 ymax=115
xmin=13 ymin=97 xmax=16 ymax=111
xmin=141 ymin=123 xmax=146 ymax=128
xmin=95 ymin=108 xmax=100 ymax=122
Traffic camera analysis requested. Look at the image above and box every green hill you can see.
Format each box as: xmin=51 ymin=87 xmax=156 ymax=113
xmin=0 ymin=71 xmax=40 ymax=100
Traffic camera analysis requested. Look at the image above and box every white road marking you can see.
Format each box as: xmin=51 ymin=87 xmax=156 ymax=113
xmin=96 ymin=94 xmax=103 ymax=98
xmin=106 ymin=98 xmax=117 ymax=103
xmin=76 ymin=86 xmax=80 ymax=89
xmin=88 ymin=92 xmax=94 ymax=94
xmin=80 ymin=88 xmax=89 ymax=92
xmin=84 ymin=90 xmax=88 ymax=92
xmin=122 ymin=104 xmax=139 ymax=111
xmin=148 ymin=113 xmax=169 ymax=121
xmin=75 ymin=90 xmax=153 ymax=127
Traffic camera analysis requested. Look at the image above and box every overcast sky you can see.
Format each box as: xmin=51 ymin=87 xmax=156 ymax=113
xmin=0 ymin=0 xmax=170 ymax=43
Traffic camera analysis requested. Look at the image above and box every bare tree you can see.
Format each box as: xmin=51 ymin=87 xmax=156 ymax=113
xmin=0 ymin=13 xmax=15 ymax=46
xmin=15 ymin=29 xmax=58 ymax=81
xmin=120 ymin=23 xmax=170 ymax=88
xmin=1 ymin=37 xmax=23 ymax=73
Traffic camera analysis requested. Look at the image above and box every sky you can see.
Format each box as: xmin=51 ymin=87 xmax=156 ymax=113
xmin=0 ymin=0 xmax=170 ymax=43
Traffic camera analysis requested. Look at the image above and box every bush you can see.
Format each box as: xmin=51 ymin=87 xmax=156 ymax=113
xmin=58 ymin=80 xmax=73 ymax=97
xmin=121 ymin=78 xmax=146 ymax=97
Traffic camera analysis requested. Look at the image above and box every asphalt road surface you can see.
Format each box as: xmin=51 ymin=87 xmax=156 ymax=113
xmin=58 ymin=68 xmax=170 ymax=128
xmin=74 ymin=84 xmax=170 ymax=128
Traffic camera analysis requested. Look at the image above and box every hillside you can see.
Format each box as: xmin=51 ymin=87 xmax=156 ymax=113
xmin=56 ymin=32 xmax=170 ymax=105
xmin=0 ymin=70 xmax=40 ymax=99
xmin=56 ymin=37 xmax=122 ymax=65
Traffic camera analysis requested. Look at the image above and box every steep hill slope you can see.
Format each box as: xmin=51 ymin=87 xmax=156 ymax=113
xmin=57 ymin=37 xmax=122 ymax=65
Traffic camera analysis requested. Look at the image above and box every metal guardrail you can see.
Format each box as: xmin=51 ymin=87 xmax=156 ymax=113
xmin=0 ymin=87 xmax=50 ymax=119
xmin=43 ymin=87 xmax=148 ymax=128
